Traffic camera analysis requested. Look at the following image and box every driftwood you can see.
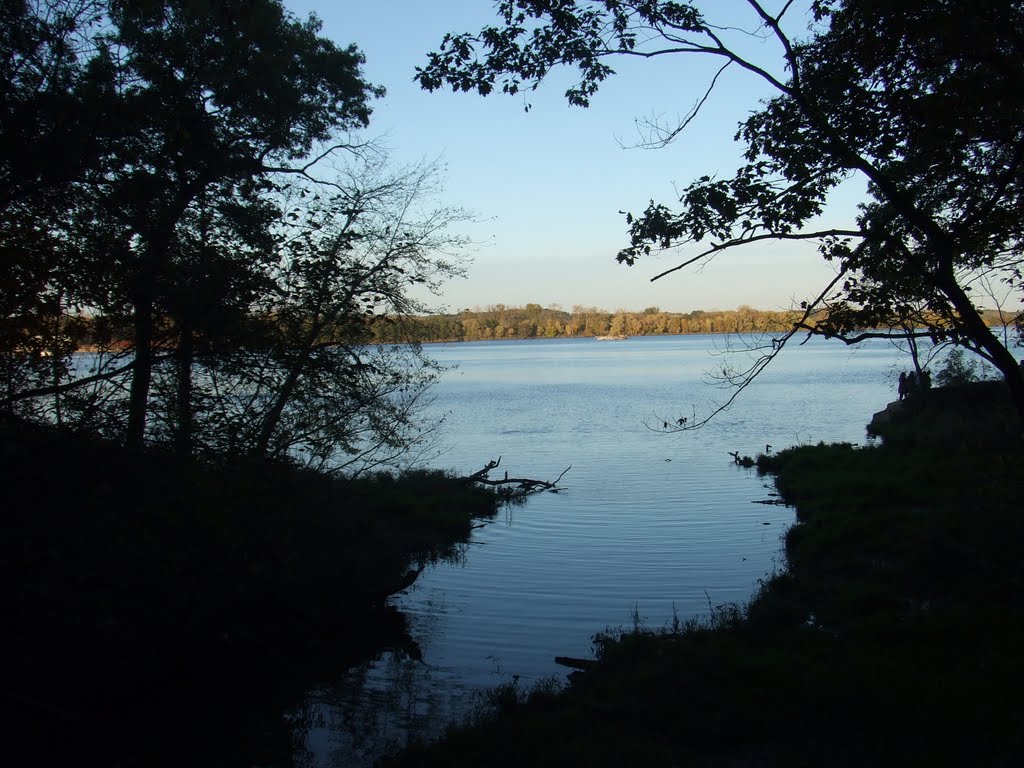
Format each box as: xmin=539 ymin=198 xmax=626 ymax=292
xmin=464 ymin=456 xmax=570 ymax=496
xmin=554 ymin=655 xmax=597 ymax=671
xmin=728 ymin=450 xmax=756 ymax=468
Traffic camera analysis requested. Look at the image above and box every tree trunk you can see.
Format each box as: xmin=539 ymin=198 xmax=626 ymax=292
xmin=126 ymin=292 xmax=153 ymax=452
xmin=938 ymin=270 xmax=1024 ymax=431
xmin=126 ymin=231 xmax=169 ymax=452
xmin=250 ymin=346 xmax=311 ymax=459
xmin=979 ymin=340 xmax=1024 ymax=433
xmin=174 ymin=320 xmax=194 ymax=457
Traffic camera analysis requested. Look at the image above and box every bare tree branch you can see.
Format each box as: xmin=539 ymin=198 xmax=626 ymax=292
xmin=1 ymin=353 xmax=175 ymax=406
xmin=650 ymin=228 xmax=863 ymax=282
xmin=648 ymin=266 xmax=848 ymax=433
xmin=464 ymin=456 xmax=571 ymax=496
xmin=629 ymin=60 xmax=731 ymax=150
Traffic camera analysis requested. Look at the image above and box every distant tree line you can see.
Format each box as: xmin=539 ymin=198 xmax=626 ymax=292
xmin=369 ymin=303 xmax=1011 ymax=344
xmin=54 ymin=303 xmax=1011 ymax=348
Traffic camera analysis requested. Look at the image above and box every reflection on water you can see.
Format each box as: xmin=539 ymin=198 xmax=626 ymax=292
xmin=291 ymin=567 xmax=519 ymax=766
xmin=291 ymin=334 xmax=905 ymax=766
xmin=293 ymin=651 xmax=470 ymax=767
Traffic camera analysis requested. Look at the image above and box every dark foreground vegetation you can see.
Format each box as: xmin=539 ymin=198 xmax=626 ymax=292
xmin=384 ymin=384 xmax=1024 ymax=767
xmin=1 ymin=417 xmax=503 ymax=767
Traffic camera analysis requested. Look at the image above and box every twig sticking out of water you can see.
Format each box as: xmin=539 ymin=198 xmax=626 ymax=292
xmin=464 ymin=456 xmax=571 ymax=497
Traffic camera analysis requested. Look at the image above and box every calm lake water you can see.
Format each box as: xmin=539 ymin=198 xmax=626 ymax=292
xmin=293 ymin=333 xmax=904 ymax=766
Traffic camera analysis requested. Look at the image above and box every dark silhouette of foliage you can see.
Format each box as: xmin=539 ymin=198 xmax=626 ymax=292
xmin=92 ymin=0 xmax=383 ymax=449
xmin=417 ymin=0 xmax=1024 ymax=427
xmin=2 ymin=2 xmax=468 ymax=472
xmin=197 ymin=156 xmax=471 ymax=471
xmin=1 ymin=416 xmax=503 ymax=766
xmin=1 ymin=0 xmax=385 ymax=453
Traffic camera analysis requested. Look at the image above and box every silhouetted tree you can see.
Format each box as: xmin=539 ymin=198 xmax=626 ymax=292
xmin=192 ymin=155 xmax=472 ymax=472
xmin=417 ymin=0 xmax=1024 ymax=427
xmin=1 ymin=0 xmax=110 ymax=409
xmin=97 ymin=0 xmax=383 ymax=450
xmin=1 ymin=0 xmax=383 ymax=450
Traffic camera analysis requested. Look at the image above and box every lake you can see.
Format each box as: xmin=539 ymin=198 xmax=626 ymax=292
xmin=292 ymin=333 xmax=904 ymax=766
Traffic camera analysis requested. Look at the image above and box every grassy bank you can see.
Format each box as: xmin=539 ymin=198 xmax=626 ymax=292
xmin=1 ymin=418 xmax=502 ymax=766
xmin=384 ymin=388 xmax=1024 ymax=766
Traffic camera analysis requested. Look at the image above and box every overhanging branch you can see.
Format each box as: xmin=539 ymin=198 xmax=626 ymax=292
xmin=649 ymin=266 xmax=848 ymax=433
xmin=650 ymin=228 xmax=863 ymax=282
xmin=1 ymin=353 xmax=174 ymax=406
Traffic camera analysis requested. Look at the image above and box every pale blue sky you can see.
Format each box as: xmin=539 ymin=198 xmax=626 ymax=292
xmin=285 ymin=1 xmax=858 ymax=313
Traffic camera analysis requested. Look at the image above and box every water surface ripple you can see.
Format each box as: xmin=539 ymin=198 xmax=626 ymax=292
xmin=298 ymin=334 xmax=902 ymax=765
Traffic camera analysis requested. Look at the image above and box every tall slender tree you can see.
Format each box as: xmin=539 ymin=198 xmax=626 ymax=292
xmin=93 ymin=0 xmax=383 ymax=450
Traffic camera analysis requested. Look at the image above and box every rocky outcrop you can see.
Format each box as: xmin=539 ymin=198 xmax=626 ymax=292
xmin=868 ymin=399 xmax=906 ymax=432
xmin=867 ymin=381 xmax=1015 ymax=443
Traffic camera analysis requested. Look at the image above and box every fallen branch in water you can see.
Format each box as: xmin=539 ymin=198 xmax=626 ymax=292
xmin=728 ymin=450 xmax=756 ymax=468
xmin=554 ymin=655 xmax=597 ymax=671
xmin=464 ymin=456 xmax=570 ymax=497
